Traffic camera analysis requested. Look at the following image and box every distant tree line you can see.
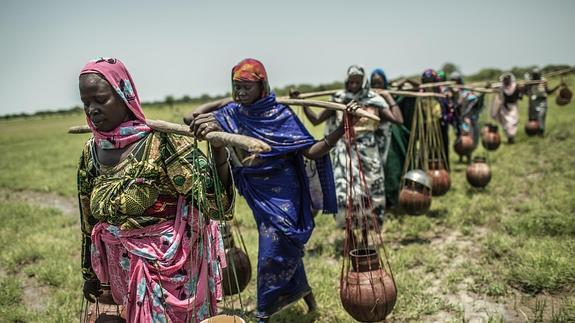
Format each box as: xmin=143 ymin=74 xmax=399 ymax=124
xmin=1 ymin=64 xmax=571 ymax=120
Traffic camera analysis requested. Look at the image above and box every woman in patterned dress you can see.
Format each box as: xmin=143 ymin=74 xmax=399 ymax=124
xmin=302 ymin=65 xmax=403 ymax=227
xmin=77 ymin=57 xmax=234 ymax=322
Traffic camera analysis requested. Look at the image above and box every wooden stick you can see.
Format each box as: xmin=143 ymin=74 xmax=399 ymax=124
xmin=68 ymin=119 xmax=272 ymax=153
xmin=182 ymin=95 xmax=379 ymax=121
xmin=373 ymin=88 xmax=447 ymax=98
xmin=287 ymin=87 xmax=447 ymax=100
xmin=543 ymin=67 xmax=574 ymax=78
xmin=417 ymin=81 xmax=456 ymax=88
xmin=469 ymin=68 xmax=572 ymax=90
xmin=276 ymin=98 xmax=380 ymax=121
xmin=450 ymin=85 xmax=498 ymax=94
xmin=282 ymin=89 xmax=339 ymax=100
xmin=489 ymin=79 xmax=546 ymax=89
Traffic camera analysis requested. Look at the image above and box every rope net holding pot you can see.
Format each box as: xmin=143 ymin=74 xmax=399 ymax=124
xmin=338 ymin=113 xmax=397 ymax=322
xmin=398 ymin=97 xmax=451 ymax=214
xmin=203 ymin=143 xmax=251 ymax=320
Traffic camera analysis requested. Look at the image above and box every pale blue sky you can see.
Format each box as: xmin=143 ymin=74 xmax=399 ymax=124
xmin=1 ymin=0 xmax=574 ymax=115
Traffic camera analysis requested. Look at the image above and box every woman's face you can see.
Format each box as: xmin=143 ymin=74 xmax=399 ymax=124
xmin=347 ymin=74 xmax=363 ymax=94
xmin=233 ymin=81 xmax=262 ymax=106
xmin=371 ymin=74 xmax=386 ymax=89
xmin=503 ymin=76 xmax=512 ymax=86
xmin=80 ymin=73 xmax=131 ymax=132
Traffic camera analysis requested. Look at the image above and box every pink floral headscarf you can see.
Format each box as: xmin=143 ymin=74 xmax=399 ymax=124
xmin=80 ymin=57 xmax=151 ymax=149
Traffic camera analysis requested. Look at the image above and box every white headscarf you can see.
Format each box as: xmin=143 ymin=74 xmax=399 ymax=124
xmin=499 ymin=72 xmax=517 ymax=96
xmin=332 ymin=65 xmax=387 ymax=109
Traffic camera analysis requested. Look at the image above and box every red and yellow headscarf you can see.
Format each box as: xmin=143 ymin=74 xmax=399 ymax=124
xmin=231 ymin=58 xmax=270 ymax=98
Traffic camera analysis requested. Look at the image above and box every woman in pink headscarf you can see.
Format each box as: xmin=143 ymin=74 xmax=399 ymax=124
xmin=77 ymin=57 xmax=234 ymax=322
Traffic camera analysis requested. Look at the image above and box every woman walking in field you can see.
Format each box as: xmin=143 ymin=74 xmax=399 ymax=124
xmin=525 ymin=68 xmax=560 ymax=136
xmin=491 ymin=73 xmax=523 ymax=144
xmin=77 ymin=57 xmax=234 ymax=322
xmin=302 ymin=65 xmax=403 ymax=228
xmin=190 ymin=58 xmax=353 ymax=322
xmin=448 ymin=71 xmax=484 ymax=161
xmin=369 ymin=68 xmax=408 ymax=209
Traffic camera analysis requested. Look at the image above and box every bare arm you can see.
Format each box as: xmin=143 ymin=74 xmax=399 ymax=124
xmin=210 ymin=145 xmax=233 ymax=198
xmin=183 ymin=97 xmax=233 ymax=125
xmin=378 ymin=91 xmax=404 ymax=124
xmin=302 ymin=105 xmax=335 ymax=126
xmin=302 ymin=102 xmax=361 ymax=160
xmin=302 ymin=122 xmax=345 ymax=160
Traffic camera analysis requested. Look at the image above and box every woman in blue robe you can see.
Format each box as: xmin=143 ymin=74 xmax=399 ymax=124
xmin=190 ymin=58 xmax=355 ymax=322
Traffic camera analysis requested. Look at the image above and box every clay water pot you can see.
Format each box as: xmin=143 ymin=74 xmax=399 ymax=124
xmin=525 ymin=120 xmax=539 ymax=136
xmin=221 ymin=247 xmax=252 ymax=296
xmin=481 ymin=124 xmax=501 ymax=151
xmin=341 ymin=248 xmax=397 ymax=322
xmin=220 ymin=222 xmax=251 ymax=295
xmin=427 ymin=159 xmax=451 ymax=196
xmin=556 ymin=86 xmax=572 ymax=106
xmin=454 ymin=133 xmax=474 ymax=156
xmin=399 ymin=170 xmax=432 ymax=215
xmin=466 ymin=157 xmax=491 ymax=188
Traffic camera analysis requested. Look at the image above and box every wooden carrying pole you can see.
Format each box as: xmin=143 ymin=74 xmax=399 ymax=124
xmin=185 ymin=95 xmax=380 ymax=121
xmin=276 ymin=98 xmax=380 ymax=121
xmin=450 ymin=85 xmax=498 ymax=94
xmin=283 ymin=89 xmax=339 ymax=99
xmin=289 ymin=88 xmax=447 ymax=99
xmin=372 ymin=88 xmax=447 ymax=98
xmin=417 ymin=81 xmax=456 ymax=88
xmin=543 ymin=67 xmax=574 ymax=79
xmin=470 ymin=68 xmax=572 ymax=89
xmin=489 ymin=79 xmax=546 ymax=89
xmin=68 ymin=119 xmax=272 ymax=153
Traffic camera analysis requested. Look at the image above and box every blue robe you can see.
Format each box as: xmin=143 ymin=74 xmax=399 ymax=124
xmin=214 ymin=94 xmax=336 ymax=317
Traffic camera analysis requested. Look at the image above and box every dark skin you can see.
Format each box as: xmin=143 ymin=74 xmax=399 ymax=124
xmin=370 ymin=74 xmax=386 ymax=89
xmin=190 ymin=80 xmax=358 ymax=161
xmin=80 ymin=73 xmax=136 ymax=166
xmin=304 ymin=74 xmax=403 ymax=126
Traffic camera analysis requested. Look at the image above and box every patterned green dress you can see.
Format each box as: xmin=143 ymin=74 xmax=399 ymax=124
xmin=78 ymin=131 xmax=233 ymax=320
xmin=329 ymin=89 xmax=390 ymax=227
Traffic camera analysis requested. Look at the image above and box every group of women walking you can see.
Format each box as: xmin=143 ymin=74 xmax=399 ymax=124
xmin=76 ymin=57 xmax=560 ymax=322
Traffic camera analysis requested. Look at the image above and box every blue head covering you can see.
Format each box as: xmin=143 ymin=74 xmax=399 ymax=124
xmin=371 ymin=68 xmax=389 ymax=89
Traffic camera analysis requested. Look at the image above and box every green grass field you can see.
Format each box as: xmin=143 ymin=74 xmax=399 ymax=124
xmin=1 ymin=77 xmax=574 ymax=322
